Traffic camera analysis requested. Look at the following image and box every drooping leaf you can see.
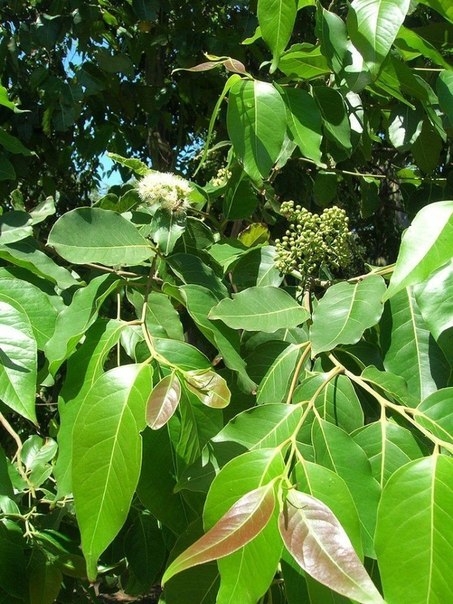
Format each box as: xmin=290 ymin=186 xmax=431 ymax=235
xmin=146 ymin=373 xmax=181 ymax=429
xmin=162 ymin=482 xmax=275 ymax=585
xmin=209 ymin=286 xmax=309 ymax=332
xmin=227 ymin=79 xmax=287 ymax=181
xmin=124 ymin=512 xmax=166 ymax=591
xmin=279 ymin=44 xmax=331 ymax=80
xmin=0 ymin=211 xmax=32 ymax=244
xmin=279 ymin=490 xmax=384 ymax=603
xmin=310 ymin=275 xmax=386 ymax=355
xmin=48 ymin=207 xmax=153 ymax=266
xmin=347 ymin=0 xmax=411 ymax=77
xmin=72 ymin=364 xmax=152 ymax=580
xmin=381 ymin=288 xmax=449 ymax=401
xmin=257 ymin=343 xmax=303 ymax=404
xmin=375 ymin=455 xmax=453 ymax=603
xmin=257 ymin=0 xmax=298 ymax=71
xmin=313 ymin=86 xmax=352 ymax=152
xmin=0 ymin=301 xmax=37 ymax=423
xmin=280 ymin=87 xmax=324 ymax=165
xmin=384 ymin=200 xmax=453 ymax=300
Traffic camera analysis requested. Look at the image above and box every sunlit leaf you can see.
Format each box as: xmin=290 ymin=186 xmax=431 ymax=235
xmin=146 ymin=373 xmax=181 ymax=429
xmin=185 ymin=369 xmax=231 ymax=409
xmin=48 ymin=207 xmax=153 ymax=266
xmin=416 ymin=388 xmax=453 ymax=445
xmin=375 ymin=455 xmax=453 ymax=603
xmin=384 ymin=200 xmax=453 ymax=300
xmin=258 ymin=0 xmax=298 ymax=71
xmin=209 ymin=286 xmax=309 ymax=332
xmin=279 ymin=490 xmax=384 ymax=603
xmin=310 ymin=276 xmax=386 ymax=355
xmin=72 ymin=364 xmax=152 ymax=580
xmin=162 ymin=482 xmax=275 ymax=584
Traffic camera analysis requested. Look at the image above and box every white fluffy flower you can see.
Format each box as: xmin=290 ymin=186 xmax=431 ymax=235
xmin=137 ymin=171 xmax=192 ymax=212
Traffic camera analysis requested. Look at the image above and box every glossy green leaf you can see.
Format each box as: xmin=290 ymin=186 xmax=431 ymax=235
xmin=203 ymin=448 xmax=285 ymax=603
xmin=381 ymin=288 xmax=449 ymax=400
xmin=137 ymin=427 xmax=191 ymax=534
xmin=361 ymin=365 xmax=417 ymax=407
xmin=395 ymin=26 xmax=451 ymax=69
xmin=162 ymin=482 xmax=275 ymax=585
xmin=279 ymin=44 xmax=331 ymax=80
xmin=124 ymin=513 xmax=166 ymax=590
xmin=412 ymin=119 xmax=443 ymax=174
xmin=209 ymin=286 xmax=309 ymax=332
xmin=28 ymin=549 xmax=62 ymax=604
xmin=227 ymin=79 xmax=287 ymax=181
xmin=0 ymin=277 xmax=58 ymax=350
xmin=146 ymin=373 xmax=181 ymax=429
xmin=312 ymin=419 xmax=381 ymax=557
xmin=232 ymin=245 xmax=283 ymax=289
xmin=213 ymin=403 xmax=305 ymax=450
xmin=0 ymin=238 xmax=78 ymax=290
xmin=45 ymin=274 xmax=119 ymax=375
xmin=384 ymin=200 xmax=453 ymax=300
xmin=279 ymin=490 xmax=384 ymax=604
xmin=153 ymin=338 xmax=211 ymax=371
xmin=317 ymin=7 xmax=348 ymax=74
xmin=280 ymin=87 xmax=323 ymax=165
xmin=375 ymin=455 xmax=453 ymax=603
xmin=353 ymin=421 xmax=424 ymax=486
xmin=168 ymin=253 xmax=228 ymax=299
xmin=72 ymin=363 xmax=152 ymax=580
xmin=0 ymin=211 xmax=32 ymax=243
xmin=387 ymin=105 xmax=423 ymax=151
xmin=257 ymin=343 xmax=303 ymax=404
xmin=150 ymin=208 xmax=186 ymax=255
xmin=258 ymin=0 xmax=297 ymax=71
xmin=310 ymin=276 xmax=386 ymax=355
xmin=313 ymin=86 xmax=351 ymax=151
xmin=347 ymin=0 xmax=411 ymax=77
xmin=48 ymin=207 xmax=153 ymax=266
xmin=0 ymin=301 xmax=37 ymax=423
xmin=416 ymin=388 xmax=453 ymax=445
xmin=415 ymin=260 xmax=453 ymax=358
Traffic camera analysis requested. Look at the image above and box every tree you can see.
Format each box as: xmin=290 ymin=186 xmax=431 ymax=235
xmin=1 ymin=0 xmax=453 ymax=603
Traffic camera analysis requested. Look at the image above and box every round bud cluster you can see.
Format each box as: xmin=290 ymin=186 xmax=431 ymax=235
xmin=210 ymin=166 xmax=232 ymax=188
xmin=137 ymin=171 xmax=192 ymax=214
xmin=275 ymin=201 xmax=355 ymax=279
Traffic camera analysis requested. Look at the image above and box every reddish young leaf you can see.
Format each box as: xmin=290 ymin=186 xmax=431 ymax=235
xmin=146 ymin=373 xmax=181 ymax=429
xmin=161 ymin=482 xmax=275 ymax=585
xmin=279 ymin=490 xmax=384 ymax=604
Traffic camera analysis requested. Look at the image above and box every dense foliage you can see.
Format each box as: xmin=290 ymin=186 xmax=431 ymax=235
xmin=1 ymin=0 xmax=453 ymax=603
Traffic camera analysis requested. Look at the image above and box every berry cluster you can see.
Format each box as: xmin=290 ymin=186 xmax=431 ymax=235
xmin=275 ymin=201 xmax=355 ymax=280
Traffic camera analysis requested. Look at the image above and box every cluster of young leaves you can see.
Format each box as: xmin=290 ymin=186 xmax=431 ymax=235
xmin=1 ymin=0 xmax=453 ymax=603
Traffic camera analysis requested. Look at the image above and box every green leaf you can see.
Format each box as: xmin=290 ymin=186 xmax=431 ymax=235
xmin=384 ymin=201 xmax=453 ymax=300
xmin=0 ymin=238 xmax=78 ymax=290
xmin=107 ymin=153 xmax=151 ymax=176
xmin=417 ymin=0 xmax=453 ymax=23
xmin=416 ymin=388 xmax=453 ymax=445
xmin=381 ymin=288 xmax=449 ymax=400
xmin=72 ymin=363 xmax=152 ymax=580
xmin=0 ymin=520 xmax=27 ymax=599
xmin=28 ymin=549 xmax=62 ymax=604
xmin=360 ymin=365 xmax=417 ymax=407
xmin=313 ymin=86 xmax=352 ymax=152
xmin=209 ymin=286 xmax=309 ymax=332
xmin=375 ymin=455 xmax=453 ymax=603
xmin=347 ymin=0 xmax=411 ymax=77
xmin=257 ymin=343 xmax=303 ymax=404
xmin=203 ymin=448 xmax=285 ymax=603
xmin=150 ymin=208 xmax=186 ymax=255
xmin=353 ymin=421 xmax=424 ymax=486
xmin=279 ymin=44 xmax=331 ymax=80
xmin=146 ymin=373 xmax=181 ymax=429
xmin=387 ymin=105 xmax=423 ymax=151
xmin=0 ymin=154 xmax=15 ymax=181
xmin=232 ymin=245 xmax=283 ymax=289
xmin=279 ymin=87 xmax=323 ymax=165
xmin=395 ymin=26 xmax=451 ymax=69
xmin=0 ymin=85 xmax=18 ymax=111
xmin=257 ymin=0 xmax=298 ymax=71
xmin=279 ymin=490 xmax=384 ymax=604
xmin=213 ymin=403 xmax=305 ymax=450
xmin=411 ymin=119 xmax=443 ymax=174
xmin=0 ymin=301 xmax=37 ymax=423
xmin=0 ymin=127 xmax=33 ymax=156
xmin=48 ymin=207 xmax=153 ymax=266
xmin=0 ymin=211 xmax=32 ymax=243
xmin=414 ymin=260 xmax=453 ymax=358
xmin=162 ymin=482 xmax=275 ymax=585
xmin=168 ymin=253 xmax=228 ymax=299
xmin=437 ymin=70 xmax=453 ymax=126
xmin=227 ymin=79 xmax=287 ymax=182
xmin=124 ymin=512 xmax=165 ymax=590
xmin=317 ymin=7 xmax=348 ymax=74
xmin=0 ymin=277 xmax=58 ymax=351
xmin=310 ymin=275 xmax=386 ymax=356
xmin=185 ymin=370 xmax=231 ymax=409
xmin=45 ymin=274 xmax=120 ymax=375
xmin=312 ymin=419 xmax=381 ymax=557
xmin=222 ymin=168 xmax=258 ymax=220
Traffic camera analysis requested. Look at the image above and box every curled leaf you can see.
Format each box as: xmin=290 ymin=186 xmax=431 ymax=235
xmin=185 ymin=369 xmax=231 ymax=408
xmin=146 ymin=373 xmax=181 ymax=429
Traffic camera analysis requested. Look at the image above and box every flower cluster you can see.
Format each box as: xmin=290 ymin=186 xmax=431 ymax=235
xmin=275 ymin=201 xmax=355 ymax=279
xmin=210 ymin=166 xmax=232 ymax=188
xmin=137 ymin=171 xmax=192 ymax=213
